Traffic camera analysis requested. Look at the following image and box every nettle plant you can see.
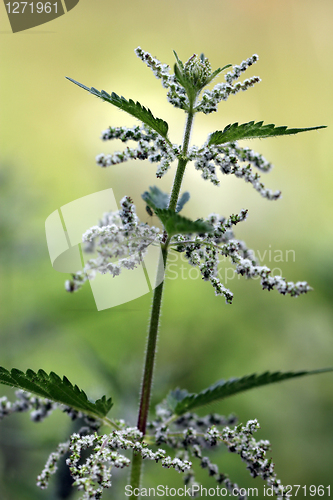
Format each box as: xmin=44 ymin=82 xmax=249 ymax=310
xmin=0 ymin=48 xmax=331 ymax=499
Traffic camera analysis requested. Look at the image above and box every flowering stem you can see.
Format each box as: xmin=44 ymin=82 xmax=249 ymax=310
xmin=129 ymin=110 xmax=195 ymax=498
xmin=136 ymin=246 xmax=168 ymax=435
xmin=129 ymin=452 xmax=143 ymax=499
xmin=168 ymin=110 xmax=194 ymax=211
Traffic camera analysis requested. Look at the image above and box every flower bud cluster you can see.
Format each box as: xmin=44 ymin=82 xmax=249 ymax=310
xmin=183 ymin=53 xmax=212 ymax=90
xmin=189 ymin=143 xmax=280 ymax=200
xmin=96 ymin=123 xmax=181 ymax=178
xmin=65 ymin=196 xmax=161 ymax=293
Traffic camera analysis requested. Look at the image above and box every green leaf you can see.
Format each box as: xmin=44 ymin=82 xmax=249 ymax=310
xmin=0 ymin=367 xmax=113 ymax=419
xmin=172 ymin=51 xmax=197 ymax=104
xmin=154 ymin=209 xmax=213 ymax=237
xmin=142 ymin=187 xmax=190 ymax=214
xmin=66 ymin=77 xmax=169 ymax=140
xmin=176 ymin=192 xmax=190 ymax=213
xmin=142 ymin=186 xmax=170 ymax=211
xmin=205 ymin=64 xmax=232 ymax=86
xmin=208 ymin=121 xmax=326 ymax=146
xmin=167 ymin=368 xmax=333 ymax=415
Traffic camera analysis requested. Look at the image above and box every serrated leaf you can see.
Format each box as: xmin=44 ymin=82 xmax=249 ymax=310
xmin=66 ymin=77 xmax=169 ymax=140
xmin=142 ymin=187 xmax=190 ymax=214
xmin=0 ymin=367 xmax=113 ymax=419
xmin=166 ymin=388 xmax=189 ymax=412
xmin=154 ymin=209 xmax=213 ymax=237
xmin=167 ymin=368 xmax=333 ymax=415
xmin=208 ymin=121 xmax=326 ymax=146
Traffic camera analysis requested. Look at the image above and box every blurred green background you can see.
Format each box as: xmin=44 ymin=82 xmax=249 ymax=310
xmin=0 ymin=0 xmax=332 ymax=498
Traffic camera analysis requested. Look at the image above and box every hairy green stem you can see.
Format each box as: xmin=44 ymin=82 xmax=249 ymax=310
xmin=168 ymin=110 xmax=194 ymax=211
xmin=129 ymin=110 xmax=195 ymax=498
xmin=136 ymin=246 xmax=168 ymax=435
xmin=129 ymin=453 xmax=143 ymax=499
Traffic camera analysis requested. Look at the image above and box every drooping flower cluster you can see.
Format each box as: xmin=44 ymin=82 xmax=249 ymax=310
xmin=171 ymin=209 xmax=311 ymax=304
xmin=0 ymin=390 xmax=57 ymax=422
xmin=38 ymin=426 xmax=191 ymax=499
xmin=37 ymin=440 xmax=71 ymax=490
xmin=0 ymin=390 xmax=101 ymax=429
xmin=204 ymin=421 xmax=290 ymax=499
xmin=147 ymin=406 xmax=289 ymax=499
xmin=96 ymin=123 xmax=181 ymax=178
xmin=35 ymin=406 xmax=289 ymax=500
xmin=65 ymin=196 xmax=161 ymax=293
xmin=188 ymin=142 xmax=279 ymax=198
xmin=66 ymin=198 xmax=311 ymax=303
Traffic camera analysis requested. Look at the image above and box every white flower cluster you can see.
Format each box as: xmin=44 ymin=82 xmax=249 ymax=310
xmin=204 ymin=420 xmax=290 ymax=499
xmin=197 ymin=55 xmax=260 ymax=114
xmin=135 ymin=46 xmax=190 ymax=110
xmin=135 ymin=48 xmax=260 ymax=115
xmin=0 ymin=390 xmax=58 ymax=422
xmin=38 ymin=427 xmax=191 ymax=499
xmin=96 ymin=124 xmax=181 ymax=179
xmin=225 ymin=55 xmax=259 ymax=85
xmin=65 ymin=196 xmax=161 ymax=293
xmin=0 ymin=390 xmax=101 ymax=433
xmin=188 ymin=142 xmax=279 ymax=199
xmin=37 ymin=440 xmax=70 ymax=489
xmin=197 ymin=76 xmax=260 ymax=114
xmin=191 ymin=443 xmax=245 ymax=499
xmin=149 ymin=408 xmax=287 ymax=499
xmin=171 ymin=210 xmax=311 ymax=303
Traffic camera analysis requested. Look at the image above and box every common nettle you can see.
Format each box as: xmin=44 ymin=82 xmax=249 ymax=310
xmin=0 ymin=48 xmax=331 ymax=500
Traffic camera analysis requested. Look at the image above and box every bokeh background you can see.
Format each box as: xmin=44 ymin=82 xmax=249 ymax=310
xmin=0 ymin=0 xmax=332 ymax=498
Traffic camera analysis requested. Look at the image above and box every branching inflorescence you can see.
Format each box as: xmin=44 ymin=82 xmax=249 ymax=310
xmin=49 ymin=47 xmax=326 ymax=498
xmin=0 ymin=47 xmax=327 ymax=500
xmin=64 ymin=47 xmax=314 ymax=303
